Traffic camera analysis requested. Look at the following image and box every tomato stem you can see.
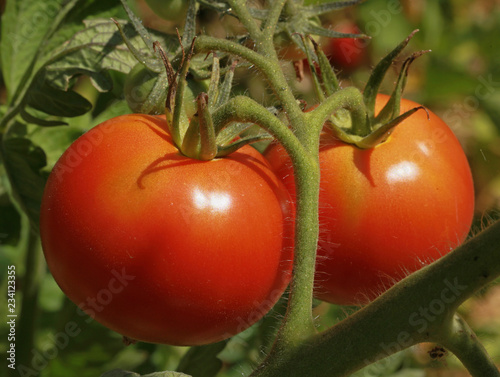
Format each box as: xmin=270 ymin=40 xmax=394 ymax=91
xmin=13 ymin=228 xmax=45 ymax=377
xmin=310 ymin=86 xmax=366 ymax=135
xmin=251 ymin=220 xmax=500 ymax=377
xmin=439 ymin=315 xmax=500 ymax=377
xmin=261 ymin=0 xmax=288 ymax=42
xmin=227 ymin=0 xmax=263 ymax=40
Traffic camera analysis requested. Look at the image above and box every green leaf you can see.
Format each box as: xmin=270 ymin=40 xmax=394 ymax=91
xmin=0 ymin=0 xmax=66 ymax=100
xmin=20 ymin=109 xmax=68 ymax=128
xmin=0 ymin=0 xmax=126 ymax=134
xmin=176 ymin=341 xmax=227 ymax=377
xmin=27 ymin=77 xmax=92 ymax=117
xmin=43 ymin=19 xmax=179 ymax=93
xmin=0 ymin=133 xmax=48 ymax=231
xmin=0 ymin=187 xmax=22 ymax=246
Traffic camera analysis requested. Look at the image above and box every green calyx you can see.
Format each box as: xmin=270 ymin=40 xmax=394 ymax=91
xmin=116 ymin=0 xmax=268 ymax=161
xmin=159 ymin=45 xmax=271 ymax=161
xmin=306 ymin=29 xmax=430 ymax=149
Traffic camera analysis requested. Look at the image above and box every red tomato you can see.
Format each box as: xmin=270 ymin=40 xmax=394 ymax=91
xmin=40 ymin=114 xmax=294 ymax=345
xmin=323 ymin=22 xmax=368 ymax=72
xmin=265 ymin=94 xmax=474 ymax=305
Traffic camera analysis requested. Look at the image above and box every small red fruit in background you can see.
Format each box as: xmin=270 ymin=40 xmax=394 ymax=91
xmin=323 ymin=21 xmax=368 ymax=72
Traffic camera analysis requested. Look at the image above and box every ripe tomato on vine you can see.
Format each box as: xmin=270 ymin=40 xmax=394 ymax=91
xmin=265 ymin=94 xmax=474 ymax=305
xmin=40 ymin=114 xmax=294 ymax=345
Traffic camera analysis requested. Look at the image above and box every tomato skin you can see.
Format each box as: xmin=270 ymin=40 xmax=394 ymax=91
xmin=40 ymin=114 xmax=294 ymax=345
xmin=265 ymin=94 xmax=474 ymax=305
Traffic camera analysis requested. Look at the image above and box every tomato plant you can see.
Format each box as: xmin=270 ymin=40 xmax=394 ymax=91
xmin=39 ymin=114 xmax=294 ymax=346
xmin=2 ymin=0 xmax=500 ymax=376
xmin=265 ymin=94 xmax=474 ymax=305
xmin=124 ymin=63 xmax=209 ymax=116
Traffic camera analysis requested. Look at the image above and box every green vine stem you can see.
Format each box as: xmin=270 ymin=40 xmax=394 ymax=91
xmin=194 ymin=35 xmax=307 ymax=144
xmin=212 ymin=95 xmax=319 ymax=342
xmin=227 ymin=0 xmax=263 ymax=40
xmin=440 ymin=315 xmax=500 ymax=376
xmin=261 ymin=0 xmax=288 ymax=42
xmin=11 ymin=227 xmax=45 ymax=377
xmin=250 ymin=220 xmax=500 ymax=377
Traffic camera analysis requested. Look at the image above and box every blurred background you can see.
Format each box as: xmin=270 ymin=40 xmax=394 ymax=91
xmin=1 ymin=0 xmax=499 ymax=376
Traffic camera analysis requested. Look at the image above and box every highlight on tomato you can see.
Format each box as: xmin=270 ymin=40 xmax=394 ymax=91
xmin=40 ymin=114 xmax=294 ymax=345
xmin=265 ymin=94 xmax=474 ymax=305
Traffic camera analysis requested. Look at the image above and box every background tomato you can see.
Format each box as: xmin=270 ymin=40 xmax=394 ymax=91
xmin=40 ymin=114 xmax=294 ymax=345
xmin=322 ymin=21 xmax=368 ymax=72
xmin=265 ymin=94 xmax=474 ymax=305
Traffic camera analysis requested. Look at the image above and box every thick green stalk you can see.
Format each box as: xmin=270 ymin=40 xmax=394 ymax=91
xmin=257 ymin=87 xmax=370 ymax=359
xmin=194 ymin=36 xmax=306 ymax=141
xmin=261 ymin=0 xmax=287 ymax=41
xmin=251 ymin=220 xmax=500 ymax=377
xmin=212 ymin=96 xmax=302 ymax=158
xmin=11 ymin=230 xmax=45 ymax=377
xmin=275 ymin=152 xmax=320 ymax=344
xmin=227 ymin=0 xmax=262 ymax=40
xmin=212 ymin=95 xmax=318 ymax=340
xmin=439 ymin=315 xmax=500 ymax=377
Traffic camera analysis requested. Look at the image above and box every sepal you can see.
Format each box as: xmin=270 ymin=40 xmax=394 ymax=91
xmin=375 ymin=50 xmax=431 ymax=125
xmin=363 ymin=30 xmax=419 ymax=121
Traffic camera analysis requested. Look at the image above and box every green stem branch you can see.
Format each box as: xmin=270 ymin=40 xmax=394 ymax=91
xmin=261 ymin=0 xmax=287 ymax=45
xmin=308 ymin=86 xmax=366 ymax=135
xmin=251 ymin=220 xmax=500 ymax=377
xmin=227 ymin=0 xmax=262 ymax=40
xmin=212 ymin=95 xmax=319 ymax=342
xmin=439 ymin=315 xmax=500 ymax=377
xmin=12 ymin=229 xmax=45 ymax=376
xmin=194 ymin=36 xmax=305 ymax=142
xmin=212 ymin=96 xmax=302 ymax=157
